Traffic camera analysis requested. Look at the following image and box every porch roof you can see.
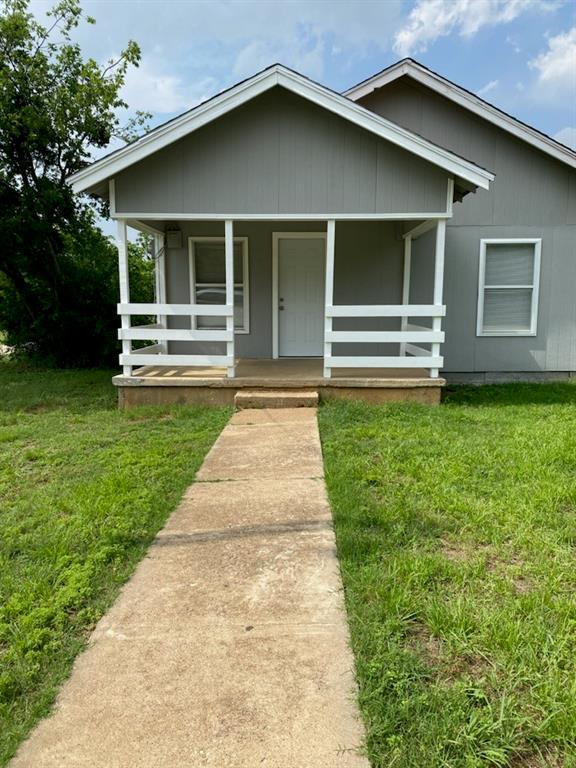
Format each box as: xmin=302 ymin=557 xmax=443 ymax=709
xmin=69 ymin=64 xmax=494 ymax=198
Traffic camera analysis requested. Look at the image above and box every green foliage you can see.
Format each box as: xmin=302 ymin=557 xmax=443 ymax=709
xmin=319 ymin=385 xmax=576 ymax=767
xmin=0 ymin=213 xmax=154 ymax=366
xmin=0 ymin=361 xmax=231 ymax=764
xmin=0 ymin=0 xmax=151 ymax=366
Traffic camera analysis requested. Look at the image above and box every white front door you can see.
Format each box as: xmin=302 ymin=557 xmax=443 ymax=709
xmin=276 ymin=234 xmax=326 ymax=357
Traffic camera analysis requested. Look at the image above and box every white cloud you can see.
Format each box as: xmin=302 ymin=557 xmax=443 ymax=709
xmin=28 ymin=0 xmax=402 ymax=112
xmin=554 ymin=126 xmax=576 ymax=149
xmin=394 ymin=0 xmax=556 ymax=56
xmin=477 ymin=79 xmax=499 ymax=97
xmin=506 ymin=35 xmax=522 ymax=54
xmin=121 ymin=62 xmax=217 ymax=114
xmin=29 ymin=0 xmax=401 ymax=75
xmin=233 ymin=36 xmax=325 ymax=80
xmin=530 ymin=26 xmax=576 ymax=93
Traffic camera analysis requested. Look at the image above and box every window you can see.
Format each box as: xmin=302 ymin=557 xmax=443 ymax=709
xmin=477 ymin=239 xmax=541 ymax=336
xmin=189 ymin=237 xmax=249 ymax=333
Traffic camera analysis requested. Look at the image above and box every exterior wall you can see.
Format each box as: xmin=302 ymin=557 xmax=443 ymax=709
xmin=117 ymin=382 xmax=442 ymax=408
xmin=409 ymin=228 xmax=435 ymax=313
xmin=358 ymin=77 xmax=576 ymax=372
xmin=164 ymin=220 xmax=404 ymax=358
xmin=114 ymin=87 xmax=449 ymax=216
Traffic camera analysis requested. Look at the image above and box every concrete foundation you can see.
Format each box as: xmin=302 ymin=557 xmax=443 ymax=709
xmin=445 ymin=370 xmax=576 ymax=385
xmin=117 ymin=383 xmax=443 ymax=407
xmin=114 ymin=359 xmax=444 ymax=408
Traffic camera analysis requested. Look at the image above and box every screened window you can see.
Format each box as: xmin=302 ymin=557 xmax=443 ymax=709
xmin=189 ymin=238 xmax=249 ymax=332
xmin=477 ymin=239 xmax=541 ymax=336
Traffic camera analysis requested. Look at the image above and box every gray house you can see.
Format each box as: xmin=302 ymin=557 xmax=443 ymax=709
xmin=69 ymin=59 xmax=576 ymax=406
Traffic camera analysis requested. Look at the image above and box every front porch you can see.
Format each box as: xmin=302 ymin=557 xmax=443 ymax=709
xmin=114 ymin=214 xmax=449 ymax=407
xmin=113 ymin=358 xmax=444 ymax=407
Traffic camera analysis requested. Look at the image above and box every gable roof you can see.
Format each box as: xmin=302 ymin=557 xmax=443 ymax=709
xmin=344 ymin=58 xmax=576 ymax=171
xmin=69 ymin=64 xmax=493 ymax=195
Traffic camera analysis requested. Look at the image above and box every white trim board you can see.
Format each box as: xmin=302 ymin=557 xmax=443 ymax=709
xmin=344 ymin=59 xmax=576 ymax=171
xmin=68 ymin=65 xmax=493 ymax=194
xmin=272 ymin=231 xmax=327 ymax=359
xmin=111 ymin=212 xmax=453 ymax=221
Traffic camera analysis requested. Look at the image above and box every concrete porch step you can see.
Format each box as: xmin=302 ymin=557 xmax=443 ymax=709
xmin=235 ymin=389 xmax=319 ymax=409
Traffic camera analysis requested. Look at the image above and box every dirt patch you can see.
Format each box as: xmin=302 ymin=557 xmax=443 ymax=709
xmin=26 ymin=403 xmax=53 ymax=414
xmin=440 ymin=538 xmax=491 ymax=563
xmin=512 ymin=575 xmax=534 ymax=594
xmin=406 ymin=624 xmax=496 ymax=688
xmin=509 ymin=747 xmax=564 ymax=767
xmin=405 ymin=624 xmax=443 ymax=667
xmin=440 ymin=539 xmax=472 ymax=563
xmin=440 ymin=539 xmax=534 ymax=594
xmin=485 ymin=553 xmax=535 ymax=595
xmin=444 ymin=651 xmax=493 ymax=682
xmin=485 ymin=552 xmax=525 ymax=571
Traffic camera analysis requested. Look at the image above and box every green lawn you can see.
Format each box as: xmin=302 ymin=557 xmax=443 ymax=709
xmin=0 ymin=362 xmax=231 ymax=765
xmin=319 ymin=385 xmax=576 ymax=768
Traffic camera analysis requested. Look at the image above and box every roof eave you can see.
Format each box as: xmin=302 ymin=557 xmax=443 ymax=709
xmin=344 ymin=60 xmax=576 ymax=171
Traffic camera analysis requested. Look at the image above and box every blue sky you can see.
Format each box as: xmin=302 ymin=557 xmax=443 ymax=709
xmin=31 ymin=0 xmax=576 ymax=151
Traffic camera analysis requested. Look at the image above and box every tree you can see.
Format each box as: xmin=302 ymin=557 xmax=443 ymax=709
xmin=0 ymin=0 xmax=152 ymax=366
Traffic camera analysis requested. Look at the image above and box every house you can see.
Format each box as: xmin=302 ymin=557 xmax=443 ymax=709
xmin=69 ymin=59 xmax=576 ymax=406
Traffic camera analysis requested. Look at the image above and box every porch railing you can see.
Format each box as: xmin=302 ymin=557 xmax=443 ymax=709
xmin=117 ymin=302 xmax=234 ymax=370
xmin=323 ymin=303 xmax=445 ymax=374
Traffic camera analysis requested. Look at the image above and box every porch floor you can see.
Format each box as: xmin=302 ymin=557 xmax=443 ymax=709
xmin=113 ymin=358 xmax=444 ymax=407
xmin=117 ymin=358 xmax=440 ymax=388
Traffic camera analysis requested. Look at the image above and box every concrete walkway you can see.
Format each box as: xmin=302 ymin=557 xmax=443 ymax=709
xmin=11 ymin=408 xmax=369 ymax=768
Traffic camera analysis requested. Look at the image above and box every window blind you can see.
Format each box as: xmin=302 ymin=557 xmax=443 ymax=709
xmin=478 ymin=240 xmax=540 ymax=335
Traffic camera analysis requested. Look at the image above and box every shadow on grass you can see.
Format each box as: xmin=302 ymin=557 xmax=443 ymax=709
xmin=0 ymin=361 xmax=117 ymax=413
xmin=443 ymin=381 xmax=576 ymax=407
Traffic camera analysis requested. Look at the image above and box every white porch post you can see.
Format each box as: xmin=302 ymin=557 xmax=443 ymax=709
xmin=431 ymin=219 xmax=446 ymax=379
xmin=400 ymin=234 xmax=412 ymax=356
xmin=224 ymin=219 xmax=235 ymax=378
xmin=324 ymin=220 xmax=336 ymax=379
xmin=154 ymin=233 xmax=167 ymax=353
xmin=116 ymin=219 xmax=132 ymax=376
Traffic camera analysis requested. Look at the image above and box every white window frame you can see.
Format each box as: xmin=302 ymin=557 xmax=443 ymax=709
xmin=188 ymin=236 xmax=250 ymax=334
xmin=476 ymin=238 xmax=541 ymax=337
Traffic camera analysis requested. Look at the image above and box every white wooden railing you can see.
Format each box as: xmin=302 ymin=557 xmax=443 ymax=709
xmin=323 ymin=219 xmax=447 ymax=379
xmin=117 ymin=219 xmax=236 ymax=377
xmin=117 ymin=303 xmax=234 ymax=372
xmin=323 ymin=304 xmax=445 ymax=375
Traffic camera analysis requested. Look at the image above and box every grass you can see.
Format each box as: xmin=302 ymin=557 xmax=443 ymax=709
xmin=0 ymin=362 xmax=231 ymax=765
xmin=319 ymin=384 xmax=576 ymax=768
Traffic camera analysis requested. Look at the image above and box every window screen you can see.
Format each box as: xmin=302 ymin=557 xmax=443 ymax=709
xmin=478 ymin=240 xmax=541 ymax=336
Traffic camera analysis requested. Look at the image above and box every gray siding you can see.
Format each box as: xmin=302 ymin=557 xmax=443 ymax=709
xmin=164 ymin=220 xmax=403 ymax=358
xmin=359 ymin=78 xmax=576 ymax=372
xmin=115 ymin=87 xmax=448 ymax=216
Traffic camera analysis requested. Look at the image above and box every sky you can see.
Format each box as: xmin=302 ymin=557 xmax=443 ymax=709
xmin=26 ymin=0 xmax=576 ymax=151
xmin=29 ymin=0 xmax=576 ymax=152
